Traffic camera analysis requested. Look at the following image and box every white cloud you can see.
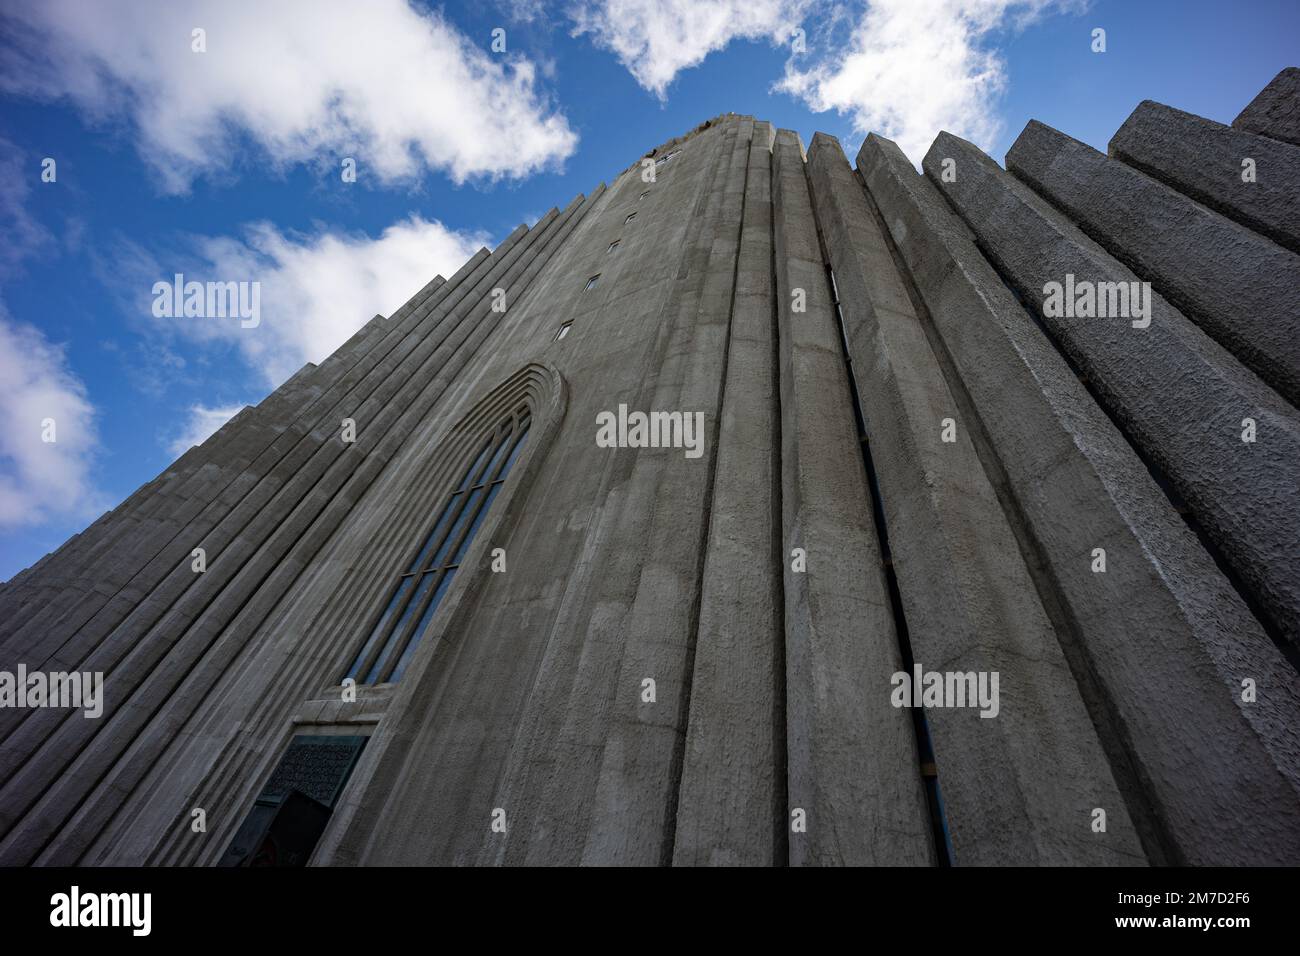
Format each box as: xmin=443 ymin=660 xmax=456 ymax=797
xmin=152 ymin=216 xmax=488 ymax=388
xmin=779 ymin=0 xmax=1077 ymax=164
xmin=568 ymin=0 xmax=809 ymax=98
xmin=0 ymin=138 xmax=55 ymax=278
xmin=166 ymin=403 xmax=245 ymax=459
xmin=0 ymin=139 xmax=104 ymax=530
xmin=0 ymin=306 xmax=105 ymax=529
xmin=0 ymin=0 xmax=577 ymax=192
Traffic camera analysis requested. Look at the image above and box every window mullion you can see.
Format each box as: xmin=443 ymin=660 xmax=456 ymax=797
xmin=350 ymin=571 xmax=423 ymax=683
xmin=377 ymin=567 xmax=448 ymax=684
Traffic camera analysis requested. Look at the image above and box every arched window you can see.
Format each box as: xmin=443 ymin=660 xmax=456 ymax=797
xmin=343 ymin=405 xmax=531 ymax=684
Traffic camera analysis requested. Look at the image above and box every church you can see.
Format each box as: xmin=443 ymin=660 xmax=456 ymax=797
xmin=1 ymin=68 xmax=1298 ymax=867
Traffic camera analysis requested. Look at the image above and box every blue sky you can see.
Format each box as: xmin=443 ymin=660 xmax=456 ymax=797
xmin=0 ymin=0 xmax=1296 ymax=581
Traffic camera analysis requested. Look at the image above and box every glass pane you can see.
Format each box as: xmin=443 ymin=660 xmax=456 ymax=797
xmin=389 ymin=569 xmax=457 ymax=682
xmin=346 ymin=574 xmax=415 ymax=681
xmin=453 ymin=483 xmax=501 ymax=564
xmin=407 ymin=492 xmax=460 ymax=572
xmin=457 ymin=440 xmax=493 ymax=491
xmin=498 ymin=424 xmax=531 ymax=479
xmin=431 ymin=486 xmax=483 ymax=568
xmin=365 ymin=571 xmax=436 ymax=684
xmin=475 ymin=428 xmax=515 ymax=488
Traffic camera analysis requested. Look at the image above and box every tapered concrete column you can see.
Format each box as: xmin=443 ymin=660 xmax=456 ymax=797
xmin=772 ymin=129 xmax=933 ymax=867
xmin=673 ymin=122 xmax=783 ymax=867
xmin=860 ymin=131 xmax=1300 ymax=865
xmin=928 ymin=131 xmax=1300 ymax=651
xmin=580 ymin=120 xmax=752 ymax=866
xmin=808 ymin=132 xmax=1141 ymax=865
xmin=1234 ymin=67 xmax=1300 ymax=146
xmin=1109 ymin=100 xmax=1300 ymax=254
xmin=1008 ymin=120 xmax=1300 ymax=407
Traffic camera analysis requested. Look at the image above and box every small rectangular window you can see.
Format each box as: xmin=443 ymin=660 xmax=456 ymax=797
xmin=554 ymin=322 xmax=572 ymax=341
xmin=607 ymin=240 xmax=621 ymax=253
xmin=584 ymin=274 xmax=600 ymax=291
xmin=639 ymin=190 xmax=650 ymax=200
xmin=624 ymin=212 xmax=637 ymax=224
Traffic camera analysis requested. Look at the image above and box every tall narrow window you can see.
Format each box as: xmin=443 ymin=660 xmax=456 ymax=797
xmin=343 ymin=407 xmax=531 ymax=684
xmin=585 ymin=274 xmax=601 ymax=291
xmin=554 ymin=321 xmax=572 ymax=341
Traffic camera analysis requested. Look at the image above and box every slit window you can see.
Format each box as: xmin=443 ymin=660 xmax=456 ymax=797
xmin=624 ymin=212 xmax=637 ymax=224
xmin=343 ymin=407 xmax=531 ymax=685
xmin=607 ymin=240 xmax=621 ymax=254
xmin=554 ymin=322 xmax=572 ymax=341
xmin=585 ymin=274 xmax=601 ymax=290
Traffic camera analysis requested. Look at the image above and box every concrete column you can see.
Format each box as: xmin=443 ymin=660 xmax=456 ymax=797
xmin=673 ymin=121 xmax=784 ymax=867
xmin=580 ymin=119 xmax=752 ymax=866
xmin=773 ymin=129 xmax=933 ymax=866
xmin=1109 ymin=100 xmax=1300 ymax=254
xmin=1008 ymin=119 xmax=1300 ymax=407
xmin=860 ymin=131 xmax=1300 ymax=865
xmin=927 ymin=130 xmax=1300 ymax=652
xmin=808 ymin=132 xmax=1142 ymax=865
xmin=1233 ymin=67 xmax=1300 ymax=146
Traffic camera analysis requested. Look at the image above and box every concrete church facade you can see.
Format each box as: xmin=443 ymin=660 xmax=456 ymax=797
xmin=2 ymin=69 xmax=1299 ymax=867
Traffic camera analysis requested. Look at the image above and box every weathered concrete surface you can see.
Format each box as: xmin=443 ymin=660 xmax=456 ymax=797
xmin=1008 ymin=119 xmax=1300 ymax=408
xmin=861 ymin=131 xmax=1300 ymax=865
xmin=4 ymin=83 xmax=1299 ymax=869
xmin=578 ymin=118 xmax=749 ymax=866
xmin=313 ymin=118 xmax=759 ymax=868
xmin=773 ymin=129 xmax=934 ymax=866
xmin=808 ymin=132 xmax=1141 ymax=865
xmin=1234 ymin=67 xmax=1300 ymax=146
xmin=0 ymin=199 xmax=589 ymax=862
xmin=1110 ymin=100 xmax=1300 ymax=254
xmin=673 ymin=122 xmax=784 ymax=867
xmin=929 ymin=130 xmax=1300 ymax=653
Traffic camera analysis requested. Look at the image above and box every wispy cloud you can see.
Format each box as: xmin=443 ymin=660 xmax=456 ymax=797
xmin=0 ymin=0 xmax=578 ymax=193
xmin=166 ymin=403 xmax=245 ymax=458
xmin=0 ymin=138 xmax=105 ymax=530
xmin=568 ymin=0 xmax=809 ymax=98
xmin=779 ymin=0 xmax=1080 ymax=164
xmin=0 ymin=137 xmax=55 ymax=278
xmin=0 ymin=303 xmax=105 ymax=529
xmin=569 ymin=0 xmax=1078 ymax=163
xmin=106 ymin=216 xmax=489 ymax=389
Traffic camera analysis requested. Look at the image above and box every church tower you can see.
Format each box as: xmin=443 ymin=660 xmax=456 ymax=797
xmin=2 ymin=68 xmax=1300 ymax=866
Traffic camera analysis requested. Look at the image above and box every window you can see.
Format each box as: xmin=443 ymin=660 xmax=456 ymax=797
xmin=585 ymin=274 xmax=601 ymax=291
xmin=654 ymin=150 xmax=680 ymax=167
xmin=554 ymin=322 xmax=572 ymax=341
xmin=607 ymin=240 xmax=621 ymax=254
xmin=624 ymin=212 xmax=637 ymax=224
xmin=343 ymin=407 xmax=531 ymax=685
xmin=639 ymin=190 xmax=650 ymax=201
